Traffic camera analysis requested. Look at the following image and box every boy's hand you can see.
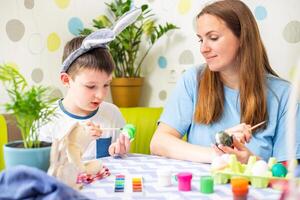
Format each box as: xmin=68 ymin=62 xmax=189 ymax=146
xmin=225 ymin=123 xmax=252 ymax=143
xmin=85 ymin=121 xmax=102 ymax=139
xmin=212 ymin=136 xmax=255 ymax=164
xmin=108 ymin=134 xmax=130 ymax=156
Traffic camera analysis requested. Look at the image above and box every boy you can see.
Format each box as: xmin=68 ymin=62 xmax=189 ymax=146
xmin=39 ymin=35 xmax=130 ymax=160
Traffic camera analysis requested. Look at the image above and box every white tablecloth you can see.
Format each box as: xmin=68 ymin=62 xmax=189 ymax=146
xmin=81 ymin=154 xmax=281 ymax=199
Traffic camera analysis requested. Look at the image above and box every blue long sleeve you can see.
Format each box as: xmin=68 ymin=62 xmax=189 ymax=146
xmin=0 ymin=165 xmax=89 ymax=200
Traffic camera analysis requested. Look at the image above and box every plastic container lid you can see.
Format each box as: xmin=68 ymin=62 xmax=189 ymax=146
xmin=231 ymin=177 xmax=249 ymax=188
xmin=177 ymin=172 xmax=193 ymax=181
xmin=157 ymin=169 xmax=172 ymax=176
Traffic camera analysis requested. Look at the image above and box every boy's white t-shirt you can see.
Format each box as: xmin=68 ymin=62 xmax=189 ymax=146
xmin=38 ymin=100 xmax=125 ymax=160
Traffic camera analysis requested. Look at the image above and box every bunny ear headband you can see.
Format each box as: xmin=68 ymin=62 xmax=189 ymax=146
xmin=61 ymin=7 xmax=142 ymax=73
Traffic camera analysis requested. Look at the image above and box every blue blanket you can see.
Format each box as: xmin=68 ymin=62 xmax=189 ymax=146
xmin=0 ymin=165 xmax=90 ymax=200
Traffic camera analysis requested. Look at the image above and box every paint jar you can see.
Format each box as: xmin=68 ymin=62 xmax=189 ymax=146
xmin=200 ymin=176 xmax=214 ymax=194
xmin=157 ymin=169 xmax=172 ymax=187
xmin=177 ymin=172 xmax=193 ymax=191
xmin=231 ymin=177 xmax=249 ymax=200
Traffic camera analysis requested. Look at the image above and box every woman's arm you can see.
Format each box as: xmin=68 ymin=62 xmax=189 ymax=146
xmin=150 ymin=122 xmax=216 ymax=163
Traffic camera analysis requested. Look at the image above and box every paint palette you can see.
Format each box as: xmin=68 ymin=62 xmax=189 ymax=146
xmin=114 ymin=174 xmax=143 ymax=193
xmin=114 ymin=174 xmax=125 ymax=192
xmin=132 ymin=176 xmax=143 ymax=192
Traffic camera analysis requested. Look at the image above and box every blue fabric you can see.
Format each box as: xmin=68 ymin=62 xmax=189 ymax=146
xmin=0 ymin=165 xmax=89 ymax=200
xmin=160 ymin=65 xmax=300 ymax=162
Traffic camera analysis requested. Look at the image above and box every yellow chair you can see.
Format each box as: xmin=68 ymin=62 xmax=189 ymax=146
xmin=0 ymin=115 xmax=8 ymax=170
xmin=120 ymin=107 xmax=163 ymax=155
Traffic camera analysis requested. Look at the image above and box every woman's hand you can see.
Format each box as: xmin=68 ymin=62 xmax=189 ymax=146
xmin=108 ymin=134 xmax=131 ymax=156
xmin=225 ymin=123 xmax=252 ymax=143
xmin=212 ymin=136 xmax=255 ymax=163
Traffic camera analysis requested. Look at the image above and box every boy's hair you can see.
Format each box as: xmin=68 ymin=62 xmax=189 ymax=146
xmin=62 ymin=36 xmax=115 ymax=78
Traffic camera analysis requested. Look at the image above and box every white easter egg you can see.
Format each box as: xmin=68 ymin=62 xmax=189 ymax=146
xmin=251 ymin=160 xmax=269 ymax=176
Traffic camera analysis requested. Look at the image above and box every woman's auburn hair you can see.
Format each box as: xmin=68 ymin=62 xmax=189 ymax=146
xmin=194 ymin=0 xmax=278 ymax=130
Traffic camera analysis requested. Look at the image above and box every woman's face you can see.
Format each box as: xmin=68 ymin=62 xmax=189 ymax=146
xmin=197 ymin=14 xmax=240 ymax=72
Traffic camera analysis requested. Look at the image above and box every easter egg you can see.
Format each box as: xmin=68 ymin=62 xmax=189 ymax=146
xmin=272 ymin=163 xmax=287 ymax=177
xmin=251 ymin=160 xmax=268 ymax=176
xmin=215 ymin=131 xmax=233 ymax=147
xmin=121 ymin=124 xmax=136 ymax=140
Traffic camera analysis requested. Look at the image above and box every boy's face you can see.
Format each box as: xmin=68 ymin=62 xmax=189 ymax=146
xmin=61 ymin=68 xmax=112 ymax=116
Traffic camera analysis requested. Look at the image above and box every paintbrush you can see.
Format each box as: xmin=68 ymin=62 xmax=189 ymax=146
xmin=250 ymin=120 xmax=266 ymax=130
xmin=215 ymin=121 xmax=267 ymax=147
xmin=100 ymin=127 xmax=121 ymax=131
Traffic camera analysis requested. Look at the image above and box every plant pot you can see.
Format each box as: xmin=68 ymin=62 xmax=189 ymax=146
xmin=110 ymin=77 xmax=144 ymax=107
xmin=3 ymin=140 xmax=51 ymax=171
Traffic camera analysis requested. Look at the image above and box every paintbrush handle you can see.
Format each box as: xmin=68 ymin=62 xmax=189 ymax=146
xmin=250 ymin=121 xmax=266 ymax=130
xmin=101 ymin=127 xmax=121 ymax=131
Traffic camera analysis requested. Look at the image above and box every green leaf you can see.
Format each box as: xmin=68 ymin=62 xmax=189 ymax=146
xmin=0 ymin=64 xmax=58 ymax=148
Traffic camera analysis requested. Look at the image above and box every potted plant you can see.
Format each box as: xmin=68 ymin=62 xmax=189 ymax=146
xmin=81 ymin=0 xmax=178 ymax=107
xmin=0 ymin=64 xmax=57 ymax=171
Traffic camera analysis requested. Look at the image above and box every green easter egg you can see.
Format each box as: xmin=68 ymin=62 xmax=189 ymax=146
xmin=271 ymin=163 xmax=287 ymax=177
xmin=122 ymin=124 xmax=136 ymax=140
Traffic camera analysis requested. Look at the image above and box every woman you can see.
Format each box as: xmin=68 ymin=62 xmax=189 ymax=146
xmin=150 ymin=0 xmax=300 ymax=164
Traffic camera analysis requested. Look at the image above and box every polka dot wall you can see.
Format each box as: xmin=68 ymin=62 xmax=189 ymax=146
xmin=0 ymin=0 xmax=299 ymax=108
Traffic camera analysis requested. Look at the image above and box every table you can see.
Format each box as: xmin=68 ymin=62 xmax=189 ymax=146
xmin=81 ymin=154 xmax=281 ymax=200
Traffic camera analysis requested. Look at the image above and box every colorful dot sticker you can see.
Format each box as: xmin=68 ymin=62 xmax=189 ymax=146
xmin=254 ymin=6 xmax=267 ymax=21
xmin=179 ymin=50 xmax=194 ymax=65
xmin=283 ymin=21 xmax=300 ymax=43
xmin=158 ymin=56 xmax=167 ymax=69
xmin=68 ymin=17 xmax=83 ymax=36
xmin=47 ymin=32 xmax=61 ymax=52
xmin=31 ymin=68 xmax=44 ymax=83
xmin=159 ymin=90 xmax=167 ymax=100
xmin=6 ymin=19 xmax=25 ymax=42
xmin=289 ymin=66 xmax=300 ymax=80
xmin=54 ymin=0 xmax=70 ymax=9
xmin=24 ymin=0 xmax=34 ymax=9
xmin=177 ymin=0 xmax=192 ymax=15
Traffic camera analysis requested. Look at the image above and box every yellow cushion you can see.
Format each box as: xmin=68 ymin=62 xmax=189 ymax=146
xmin=120 ymin=107 xmax=163 ymax=155
xmin=0 ymin=115 xmax=8 ymax=170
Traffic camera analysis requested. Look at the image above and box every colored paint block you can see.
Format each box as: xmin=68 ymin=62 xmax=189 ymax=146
xmin=114 ymin=174 xmax=125 ymax=192
xmin=132 ymin=176 xmax=143 ymax=192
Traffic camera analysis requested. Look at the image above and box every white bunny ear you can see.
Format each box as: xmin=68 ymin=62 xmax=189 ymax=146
xmin=113 ymin=7 xmax=142 ymax=35
xmin=82 ymin=28 xmax=115 ymax=49
xmin=61 ymin=7 xmax=141 ymax=73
